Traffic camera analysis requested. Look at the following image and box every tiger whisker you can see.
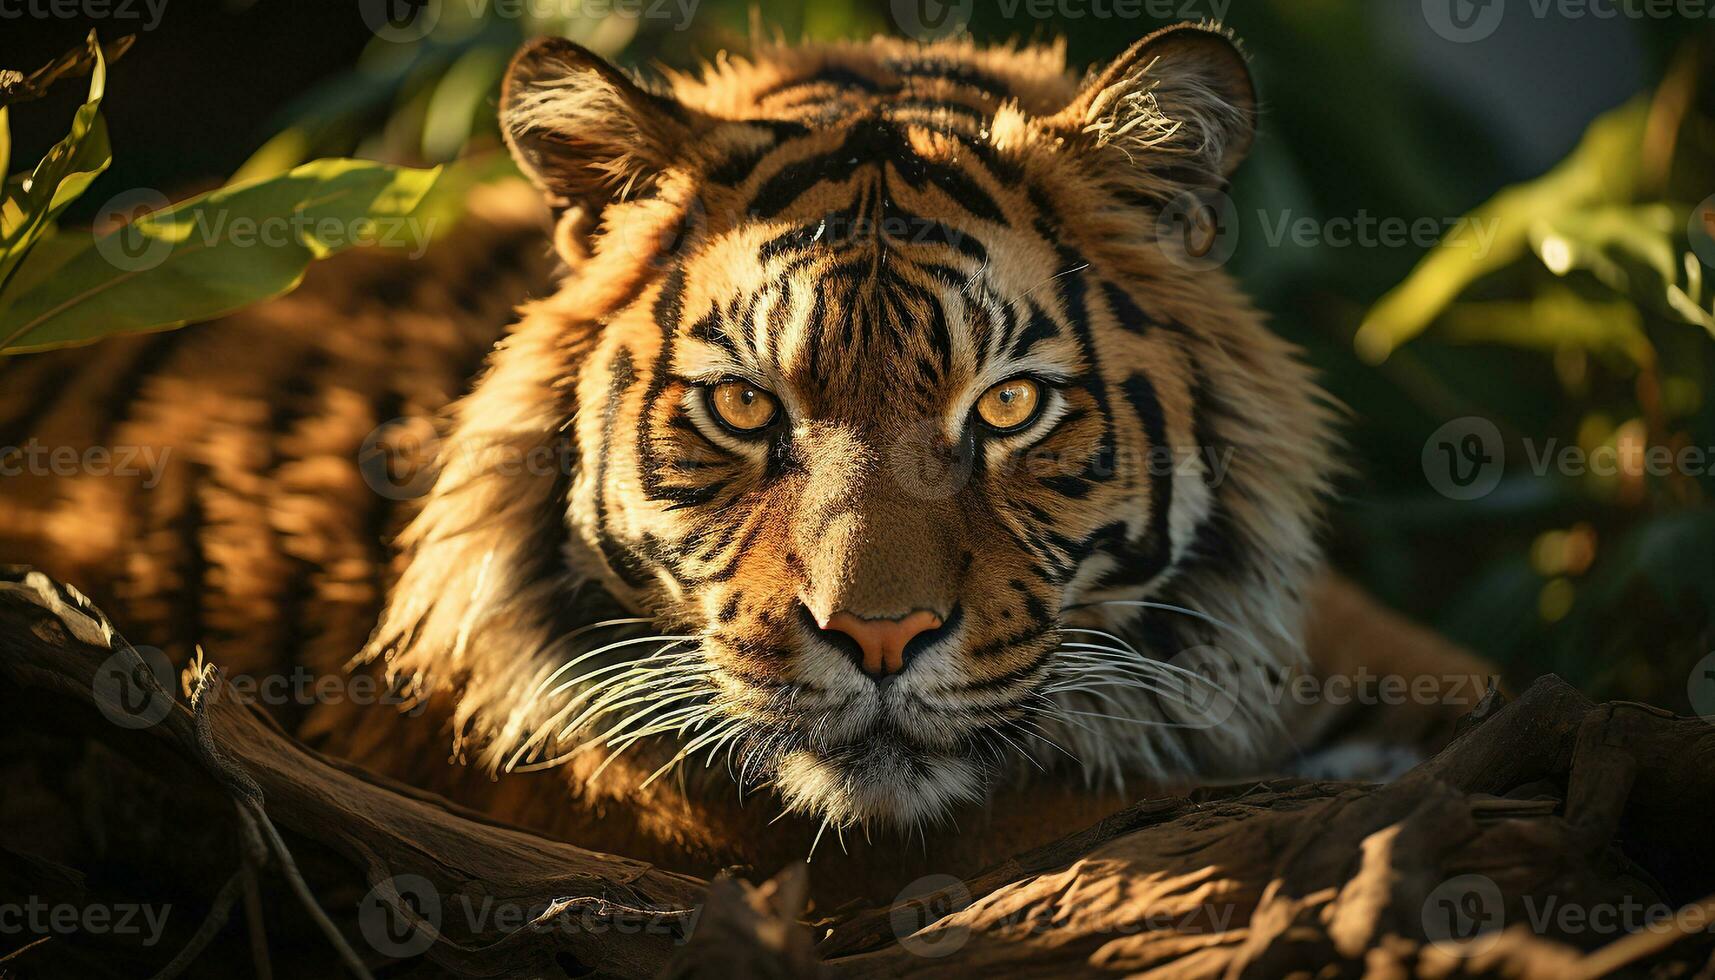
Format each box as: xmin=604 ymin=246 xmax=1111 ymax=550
xmin=1055 ymin=626 xmax=1144 ymax=654
xmin=1005 ymin=716 xmax=1081 ymax=765
xmin=807 ymin=816 xmax=833 ymax=862
xmin=550 ymin=667 xmax=713 ymax=742
xmin=637 ymin=717 xmax=747 ymax=790
xmin=1052 ymin=640 xmax=1235 ymax=695
xmin=1049 ymin=679 xmax=1203 ymax=717
xmin=523 ymin=647 xmax=701 ymax=737
xmin=1049 ymin=651 xmax=1208 ymax=697
xmin=575 ymin=701 xmax=723 ymax=784
xmin=505 ymin=637 xmax=698 ymax=753
xmin=586 ymin=688 xmax=716 ymax=747
xmin=512 ymin=698 xmax=707 ymax=773
xmin=531 ymin=635 xmax=698 ymax=702
xmin=600 ymin=699 xmax=719 ymax=749
xmin=1063 ymin=599 xmax=1276 ymax=663
xmin=1023 ymin=703 xmax=1219 ymax=730
xmin=984 ymin=723 xmax=1045 ymax=772
xmin=1044 ymin=678 xmax=1199 ymax=709
xmin=504 ymin=647 xmax=704 ymax=769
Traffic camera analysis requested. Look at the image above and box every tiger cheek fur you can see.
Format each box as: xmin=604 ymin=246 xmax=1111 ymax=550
xmin=369 ymin=24 xmax=1339 ymax=837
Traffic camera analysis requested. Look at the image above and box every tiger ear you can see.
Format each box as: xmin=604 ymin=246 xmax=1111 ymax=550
xmin=500 ymin=37 xmax=699 ymax=220
xmin=1046 ymin=23 xmax=1256 ymax=185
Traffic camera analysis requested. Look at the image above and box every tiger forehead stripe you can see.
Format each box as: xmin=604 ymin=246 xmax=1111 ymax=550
xmin=743 ymin=118 xmax=1010 ymax=226
xmin=746 ymin=53 xmax=1037 ymax=118
xmin=672 ymin=279 xmax=1014 ymax=429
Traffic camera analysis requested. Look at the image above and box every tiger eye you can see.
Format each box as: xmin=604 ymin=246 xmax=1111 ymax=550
xmin=975 ymin=378 xmax=1043 ymax=432
xmin=709 ymin=380 xmax=779 ymax=432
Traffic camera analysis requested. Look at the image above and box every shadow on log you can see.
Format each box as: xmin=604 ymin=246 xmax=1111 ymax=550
xmin=1 ymin=567 xmax=1712 ymax=978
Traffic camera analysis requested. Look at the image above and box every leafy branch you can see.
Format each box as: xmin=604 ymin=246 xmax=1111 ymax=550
xmin=0 ymin=33 xmax=445 ymax=356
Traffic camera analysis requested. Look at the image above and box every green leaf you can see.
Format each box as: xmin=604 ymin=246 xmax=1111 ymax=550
xmin=0 ymin=158 xmax=441 ymax=355
xmin=0 ymin=33 xmax=132 ymax=109
xmin=1354 ymin=98 xmax=1649 ymax=363
xmin=1531 ymin=204 xmax=1714 ymax=335
xmin=405 ymin=150 xmax=521 ymax=235
xmin=228 ymin=127 xmax=314 ymax=184
xmin=420 ymin=47 xmax=510 ymax=163
xmin=1433 ymin=289 xmax=1654 ymax=367
xmin=0 ymin=106 xmax=11 ymax=188
xmin=0 ymin=32 xmax=112 ymax=298
xmin=0 ymin=229 xmax=83 ymax=302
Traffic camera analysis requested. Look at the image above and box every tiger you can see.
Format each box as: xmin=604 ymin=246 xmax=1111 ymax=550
xmin=0 ymin=23 xmax=1491 ymax=904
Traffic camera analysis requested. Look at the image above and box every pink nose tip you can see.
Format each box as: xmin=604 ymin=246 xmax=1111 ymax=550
xmin=821 ymin=610 xmax=943 ymax=677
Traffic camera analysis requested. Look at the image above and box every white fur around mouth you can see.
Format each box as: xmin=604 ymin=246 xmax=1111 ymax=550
xmin=771 ymin=736 xmax=986 ymax=831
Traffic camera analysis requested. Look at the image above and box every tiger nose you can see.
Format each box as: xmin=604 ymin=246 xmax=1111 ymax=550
xmin=820 ymin=609 xmax=944 ymax=677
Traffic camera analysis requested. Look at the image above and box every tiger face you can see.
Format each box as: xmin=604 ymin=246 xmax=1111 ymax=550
xmin=371 ymin=25 xmax=1338 ymax=833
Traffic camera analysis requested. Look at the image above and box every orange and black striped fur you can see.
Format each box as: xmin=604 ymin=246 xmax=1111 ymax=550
xmin=0 ymin=25 xmax=1489 ymax=903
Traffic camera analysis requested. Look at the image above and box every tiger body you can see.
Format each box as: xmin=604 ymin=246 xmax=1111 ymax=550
xmin=0 ymin=26 xmax=1485 ymax=903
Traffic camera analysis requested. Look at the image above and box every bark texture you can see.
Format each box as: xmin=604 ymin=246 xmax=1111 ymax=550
xmin=2 ymin=568 xmax=1712 ymax=979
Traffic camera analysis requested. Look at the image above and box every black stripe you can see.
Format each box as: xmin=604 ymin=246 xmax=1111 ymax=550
xmin=685 ymin=307 xmax=738 ymax=357
xmin=705 ymin=121 xmax=811 ymax=187
xmin=1009 ymin=301 xmax=1061 ymax=359
xmin=594 ymin=348 xmax=650 ymax=589
xmin=882 ymin=58 xmax=1013 ymax=98
xmin=1119 ymin=370 xmax=1176 ymax=585
xmin=1101 ymin=281 xmax=1155 ymax=336
xmin=747 ymin=120 xmax=894 ymax=220
xmin=882 ymin=199 xmax=988 ymax=261
xmin=916 ymin=157 xmax=1006 ymax=226
xmin=86 ymin=332 xmax=194 ymax=450
xmin=747 ymin=118 xmax=1008 ymax=229
xmin=948 ymin=647 xmax=1050 ymax=692
xmin=1039 ymin=474 xmax=1093 ymax=498
xmin=756 ymin=67 xmax=895 ymax=101
xmin=1173 ymin=364 xmax=1243 ymax=576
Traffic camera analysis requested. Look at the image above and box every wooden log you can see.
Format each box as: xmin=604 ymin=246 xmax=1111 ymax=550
xmin=2 ymin=567 xmax=1712 ymax=978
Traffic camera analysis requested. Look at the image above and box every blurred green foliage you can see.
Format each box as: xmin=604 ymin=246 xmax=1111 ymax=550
xmin=1341 ymin=56 xmax=1715 ymax=708
xmin=0 ymin=35 xmax=443 ymax=355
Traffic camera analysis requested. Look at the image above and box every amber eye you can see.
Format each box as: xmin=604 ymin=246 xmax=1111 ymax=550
xmin=707 ymin=379 xmax=780 ymax=434
xmin=975 ymin=377 xmax=1044 ymax=432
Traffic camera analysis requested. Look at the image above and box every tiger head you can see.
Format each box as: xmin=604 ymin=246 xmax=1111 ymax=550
xmin=370 ymin=24 xmax=1338 ymax=833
